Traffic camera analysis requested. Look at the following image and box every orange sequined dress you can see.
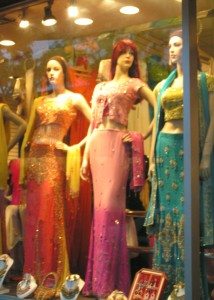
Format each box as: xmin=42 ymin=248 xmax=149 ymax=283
xmin=23 ymin=95 xmax=77 ymax=288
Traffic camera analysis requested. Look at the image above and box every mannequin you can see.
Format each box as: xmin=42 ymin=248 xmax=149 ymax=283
xmin=0 ymin=101 xmax=26 ymax=293
xmin=17 ymin=56 xmax=91 ymax=299
xmin=5 ymin=159 xmax=25 ymax=277
xmin=0 ymin=101 xmax=26 ymax=192
xmin=81 ymin=39 xmax=156 ymax=299
xmin=145 ymin=29 xmax=214 ymax=298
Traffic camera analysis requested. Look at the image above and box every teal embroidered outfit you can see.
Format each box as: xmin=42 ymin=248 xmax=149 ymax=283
xmin=144 ymin=69 xmax=214 ymax=298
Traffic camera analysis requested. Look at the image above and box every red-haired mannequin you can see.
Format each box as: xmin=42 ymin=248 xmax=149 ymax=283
xmin=81 ymin=39 xmax=156 ymax=299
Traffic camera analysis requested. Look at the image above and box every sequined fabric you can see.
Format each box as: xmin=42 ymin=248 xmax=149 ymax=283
xmin=152 ymin=132 xmax=184 ymax=297
xmin=145 ymin=71 xmax=214 ymax=299
xmin=23 ymin=96 xmax=77 ymax=289
xmin=83 ymin=129 xmax=131 ymax=297
xmin=91 ymin=78 xmax=146 ymax=128
xmin=161 ymin=87 xmax=183 ymax=122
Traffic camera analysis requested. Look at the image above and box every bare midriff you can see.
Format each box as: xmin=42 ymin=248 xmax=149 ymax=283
xmin=161 ymin=119 xmax=183 ymax=134
xmin=97 ymin=116 xmax=127 ymax=131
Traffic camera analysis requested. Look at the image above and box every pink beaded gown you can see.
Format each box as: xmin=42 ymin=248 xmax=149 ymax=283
xmin=83 ymin=78 xmax=145 ymax=297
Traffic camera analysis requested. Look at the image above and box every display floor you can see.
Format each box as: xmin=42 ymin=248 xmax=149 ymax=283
xmin=0 ymin=281 xmax=96 ymax=300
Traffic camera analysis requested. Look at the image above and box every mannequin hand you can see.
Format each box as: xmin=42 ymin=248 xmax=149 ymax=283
xmin=122 ymin=132 xmax=133 ymax=143
xmin=148 ymin=162 xmax=155 ymax=180
xmin=80 ymin=159 xmax=91 ymax=181
xmin=200 ymin=155 xmax=211 ymax=180
xmin=55 ymin=141 xmax=70 ymax=151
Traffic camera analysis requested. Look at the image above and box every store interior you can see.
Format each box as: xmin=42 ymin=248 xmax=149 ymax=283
xmin=0 ymin=0 xmax=213 ymax=299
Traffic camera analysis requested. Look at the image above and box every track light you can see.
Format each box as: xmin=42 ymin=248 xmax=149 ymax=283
xmin=0 ymin=39 xmax=15 ymax=46
xmin=19 ymin=9 xmax=30 ymax=28
xmin=68 ymin=0 xmax=79 ymax=18
xmin=42 ymin=0 xmax=57 ymax=26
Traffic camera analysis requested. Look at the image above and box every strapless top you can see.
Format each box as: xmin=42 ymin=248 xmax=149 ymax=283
xmin=32 ymin=96 xmax=77 ymax=143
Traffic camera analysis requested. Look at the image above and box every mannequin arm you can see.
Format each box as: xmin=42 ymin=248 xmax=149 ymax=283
xmin=80 ymin=123 xmax=93 ymax=181
xmin=200 ymin=91 xmax=214 ymax=179
xmin=56 ymin=92 xmax=92 ymax=152
xmin=3 ymin=105 xmax=27 ymax=151
xmin=139 ymin=85 xmax=157 ymax=175
xmin=143 ymin=118 xmax=154 ymax=140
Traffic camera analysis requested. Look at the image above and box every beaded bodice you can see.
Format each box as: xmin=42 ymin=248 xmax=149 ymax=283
xmin=161 ymin=87 xmax=183 ymax=122
xmin=32 ymin=96 xmax=77 ymax=144
xmin=92 ymin=78 xmax=145 ymax=127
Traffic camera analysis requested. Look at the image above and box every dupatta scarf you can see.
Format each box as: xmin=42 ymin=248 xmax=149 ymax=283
xmin=144 ymin=70 xmax=214 ymax=244
xmin=0 ymin=103 xmax=10 ymax=190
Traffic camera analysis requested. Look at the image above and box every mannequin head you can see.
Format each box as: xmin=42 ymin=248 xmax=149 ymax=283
xmin=110 ymin=39 xmax=140 ymax=79
xmin=169 ymin=30 xmax=183 ymax=66
xmin=169 ymin=29 xmax=201 ymax=70
xmin=44 ymin=56 xmax=71 ymax=94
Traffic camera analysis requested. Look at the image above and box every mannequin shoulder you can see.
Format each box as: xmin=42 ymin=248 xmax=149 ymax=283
xmin=205 ymin=73 xmax=214 ymax=92
xmin=67 ymin=91 xmax=86 ymax=106
xmin=153 ymin=79 xmax=166 ymax=97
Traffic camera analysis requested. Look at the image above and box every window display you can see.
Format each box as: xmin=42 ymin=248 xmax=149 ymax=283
xmin=0 ymin=0 xmax=213 ymax=299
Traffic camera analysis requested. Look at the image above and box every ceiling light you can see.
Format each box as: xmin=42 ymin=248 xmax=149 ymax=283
xmin=19 ymin=9 xmax=30 ymax=28
xmin=68 ymin=0 xmax=79 ymax=18
xmin=119 ymin=6 xmax=139 ymax=15
xmin=42 ymin=1 xmax=57 ymax=26
xmin=0 ymin=40 xmax=15 ymax=46
xmin=19 ymin=19 xmax=30 ymax=28
xmin=74 ymin=18 xmax=93 ymax=26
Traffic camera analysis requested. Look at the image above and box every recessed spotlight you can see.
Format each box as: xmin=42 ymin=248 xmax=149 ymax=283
xmin=0 ymin=40 xmax=15 ymax=46
xmin=120 ymin=6 xmax=139 ymax=15
xmin=74 ymin=18 xmax=93 ymax=26
xmin=68 ymin=5 xmax=79 ymax=17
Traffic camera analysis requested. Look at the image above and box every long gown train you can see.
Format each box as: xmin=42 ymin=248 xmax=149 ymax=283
xmin=83 ymin=129 xmax=131 ymax=297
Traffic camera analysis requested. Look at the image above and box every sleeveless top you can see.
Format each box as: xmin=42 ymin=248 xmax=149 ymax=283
xmin=32 ymin=96 xmax=77 ymax=144
xmin=161 ymin=87 xmax=183 ymax=121
xmin=161 ymin=73 xmax=214 ymax=122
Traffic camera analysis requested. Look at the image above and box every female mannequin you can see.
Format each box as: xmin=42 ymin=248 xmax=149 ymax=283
xmin=145 ymin=30 xmax=214 ymax=297
xmin=0 ymin=102 xmax=26 ymax=192
xmin=17 ymin=56 xmax=91 ymax=299
xmin=0 ymin=102 xmax=26 ymax=293
xmin=81 ymin=39 xmax=156 ymax=299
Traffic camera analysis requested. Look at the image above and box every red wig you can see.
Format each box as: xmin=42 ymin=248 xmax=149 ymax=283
xmin=110 ymin=39 xmax=140 ymax=79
